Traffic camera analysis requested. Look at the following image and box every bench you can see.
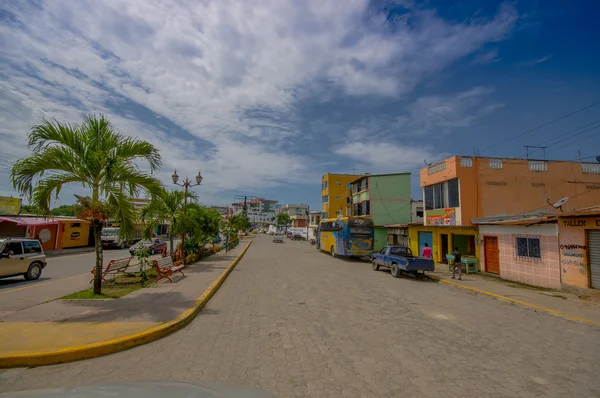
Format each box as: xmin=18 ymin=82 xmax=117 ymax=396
xmin=152 ymin=257 xmax=185 ymax=283
xmin=90 ymin=257 xmax=132 ymax=283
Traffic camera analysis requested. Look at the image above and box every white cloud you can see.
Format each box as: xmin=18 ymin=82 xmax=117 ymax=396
xmin=0 ymin=1 xmax=517 ymax=203
xmin=335 ymin=142 xmax=442 ymax=172
xmin=520 ymin=54 xmax=552 ymax=67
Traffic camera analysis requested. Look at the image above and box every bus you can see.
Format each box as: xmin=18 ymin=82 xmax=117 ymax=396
xmin=316 ymin=216 xmax=374 ymax=257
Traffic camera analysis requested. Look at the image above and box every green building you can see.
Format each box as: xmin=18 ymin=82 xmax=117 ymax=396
xmin=351 ymin=173 xmax=412 ymax=251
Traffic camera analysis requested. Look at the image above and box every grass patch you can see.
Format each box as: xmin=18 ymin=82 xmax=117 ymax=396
xmin=60 ymin=269 xmax=158 ymax=300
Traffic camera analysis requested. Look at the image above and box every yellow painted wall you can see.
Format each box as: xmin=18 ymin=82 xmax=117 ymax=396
xmin=60 ymin=220 xmax=91 ymax=248
xmin=409 ymin=225 xmax=480 ymax=263
xmin=322 ymin=174 xmax=356 ymax=218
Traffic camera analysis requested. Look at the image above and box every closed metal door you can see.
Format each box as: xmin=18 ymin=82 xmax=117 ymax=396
xmin=588 ymin=230 xmax=600 ymax=289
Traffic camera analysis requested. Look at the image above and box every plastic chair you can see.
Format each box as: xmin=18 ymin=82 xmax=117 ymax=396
xmin=446 ymin=254 xmax=455 ymax=271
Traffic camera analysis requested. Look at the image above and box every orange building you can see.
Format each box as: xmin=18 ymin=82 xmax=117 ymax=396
xmin=413 ymin=156 xmax=600 ymax=265
xmin=420 ymin=156 xmax=600 ymax=226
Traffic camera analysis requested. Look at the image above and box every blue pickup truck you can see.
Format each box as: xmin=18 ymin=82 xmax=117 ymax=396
xmin=372 ymin=246 xmax=435 ymax=279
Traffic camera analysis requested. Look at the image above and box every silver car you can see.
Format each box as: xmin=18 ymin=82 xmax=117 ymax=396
xmin=0 ymin=238 xmax=47 ymax=281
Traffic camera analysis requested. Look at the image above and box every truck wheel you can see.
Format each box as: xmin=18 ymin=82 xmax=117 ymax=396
xmin=372 ymin=259 xmax=380 ymax=271
xmin=415 ymin=271 xmax=425 ymax=280
xmin=330 ymin=246 xmax=336 ymax=258
xmin=391 ymin=263 xmax=401 ymax=278
xmin=24 ymin=262 xmax=43 ymax=281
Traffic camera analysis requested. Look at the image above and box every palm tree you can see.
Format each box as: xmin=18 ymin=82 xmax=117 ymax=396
xmin=11 ymin=114 xmax=163 ymax=294
xmin=140 ymin=188 xmax=197 ymax=256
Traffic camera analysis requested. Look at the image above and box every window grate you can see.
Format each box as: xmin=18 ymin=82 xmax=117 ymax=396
xmin=428 ymin=161 xmax=446 ymax=175
xmin=488 ymin=159 xmax=503 ymax=169
xmin=582 ymin=163 xmax=600 ymax=174
xmin=460 ymin=157 xmax=473 ymax=168
xmin=514 ymin=235 xmax=542 ymax=260
xmin=529 ymin=161 xmax=547 ymax=172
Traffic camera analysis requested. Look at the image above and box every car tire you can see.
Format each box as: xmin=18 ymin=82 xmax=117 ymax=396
xmin=372 ymin=259 xmax=380 ymax=271
xmin=24 ymin=262 xmax=42 ymax=281
xmin=330 ymin=246 xmax=336 ymax=258
xmin=391 ymin=263 xmax=401 ymax=278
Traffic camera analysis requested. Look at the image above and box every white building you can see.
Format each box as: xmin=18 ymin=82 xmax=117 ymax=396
xmin=230 ymin=198 xmax=278 ymax=224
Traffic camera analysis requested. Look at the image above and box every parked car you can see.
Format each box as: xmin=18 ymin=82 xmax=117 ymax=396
xmin=371 ymin=246 xmax=434 ymax=279
xmin=129 ymin=238 xmax=167 ymax=256
xmin=272 ymin=234 xmax=284 ymax=243
xmin=292 ymin=234 xmax=306 ymax=241
xmin=0 ymin=237 xmax=47 ymax=281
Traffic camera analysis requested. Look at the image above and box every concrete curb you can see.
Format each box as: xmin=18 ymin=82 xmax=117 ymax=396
xmin=428 ymin=274 xmax=600 ymax=327
xmin=0 ymin=240 xmax=253 ymax=368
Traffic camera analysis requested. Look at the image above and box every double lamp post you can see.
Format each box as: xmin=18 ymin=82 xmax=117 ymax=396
xmin=172 ymin=169 xmax=202 ymax=265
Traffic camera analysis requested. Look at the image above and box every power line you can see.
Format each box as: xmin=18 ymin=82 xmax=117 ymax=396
xmin=0 ymin=83 xmax=50 ymax=121
xmin=480 ymin=99 xmax=600 ymax=153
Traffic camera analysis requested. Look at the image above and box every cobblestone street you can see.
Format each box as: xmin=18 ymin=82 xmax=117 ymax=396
xmin=1 ymin=235 xmax=599 ymax=397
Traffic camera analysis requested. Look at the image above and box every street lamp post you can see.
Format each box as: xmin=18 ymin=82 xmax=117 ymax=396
xmin=172 ymin=169 xmax=202 ymax=265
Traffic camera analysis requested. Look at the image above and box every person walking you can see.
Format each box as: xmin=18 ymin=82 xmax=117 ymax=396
xmin=421 ymin=242 xmax=432 ymax=259
xmin=452 ymin=246 xmax=462 ymax=280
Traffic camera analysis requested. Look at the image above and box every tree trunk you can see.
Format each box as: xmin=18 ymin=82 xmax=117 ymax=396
xmin=92 ymin=220 xmax=103 ymax=295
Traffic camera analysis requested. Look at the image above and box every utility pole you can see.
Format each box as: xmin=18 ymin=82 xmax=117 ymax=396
xmin=306 ymin=204 xmax=310 ymax=240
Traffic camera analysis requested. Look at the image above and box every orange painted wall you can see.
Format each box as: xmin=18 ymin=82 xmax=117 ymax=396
xmin=557 ymin=216 xmax=600 ymax=289
xmin=421 ymin=157 xmax=600 ymax=226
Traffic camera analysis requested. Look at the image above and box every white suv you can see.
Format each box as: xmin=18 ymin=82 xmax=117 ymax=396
xmin=0 ymin=238 xmax=47 ymax=281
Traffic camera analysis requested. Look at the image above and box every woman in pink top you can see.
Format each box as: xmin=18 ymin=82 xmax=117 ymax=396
xmin=421 ymin=242 xmax=432 ymax=259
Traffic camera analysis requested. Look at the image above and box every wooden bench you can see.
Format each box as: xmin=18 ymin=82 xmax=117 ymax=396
xmin=152 ymin=257 xmax=185 ymax=283
xmin=90 ymin=257 xmax=132 ymax=283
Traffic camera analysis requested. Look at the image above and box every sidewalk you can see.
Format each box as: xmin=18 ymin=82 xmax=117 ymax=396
xmin=429 ymin=264 xmax=600 ymax=325
xmin=0 ymin=241 xmax=251 ymax=366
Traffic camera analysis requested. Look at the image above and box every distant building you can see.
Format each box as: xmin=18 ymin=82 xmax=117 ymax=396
xmin=308 ymin=211 xmax=322 ymax=239
xmin=280 ymin=204 xmax=309 ymax=227
xmin=230 ymin=198 xmax=278 ymax=224
xmin=350 ymin=173 xmax=412 ymax=251
xmin=130 ymin=198 xmax=151 ymax=211
xmin=321 ymin=173 xmax=357 ymax=219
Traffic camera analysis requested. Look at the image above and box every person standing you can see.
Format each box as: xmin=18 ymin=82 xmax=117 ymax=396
xmin=421 ymin=242 xmax=432 ymax=259
xmin=452 ymin=246 xmax=462 ymax=280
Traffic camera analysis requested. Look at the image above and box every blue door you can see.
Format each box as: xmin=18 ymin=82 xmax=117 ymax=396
xmin=418 ymin=232 xmax=432 ymax=257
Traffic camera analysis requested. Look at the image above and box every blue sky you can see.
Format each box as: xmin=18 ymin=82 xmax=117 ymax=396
xmin=1 ymin=0 xmax=599 ymax=210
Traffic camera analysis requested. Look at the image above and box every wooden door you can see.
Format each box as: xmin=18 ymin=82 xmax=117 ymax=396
xmin=484 ymin=236 xmax=500 ymax=274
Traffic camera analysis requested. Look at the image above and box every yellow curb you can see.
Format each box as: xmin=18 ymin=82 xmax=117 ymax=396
xmin=429 ymin=275 xmax=600 ymax=327
xmin=0 ymin=240 xmax=253 ymax=369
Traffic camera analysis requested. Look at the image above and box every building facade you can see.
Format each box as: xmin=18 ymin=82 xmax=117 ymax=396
xmin=477 ymin=223 xmax=561 ymax=288
xmin=280 ymin=204 xmax=309 ymax=227
xmin=415 ymin=156 xmax=600 ymax=265
xmin=231 ymin=198 xmax=279 ymax=224
xmin=350 ymin=173 xmax=412 ymax=251
xmin=557 ymin=211 xmax=600 ymax=290
xmin=321 ymin=173 xmax=357 ymax=219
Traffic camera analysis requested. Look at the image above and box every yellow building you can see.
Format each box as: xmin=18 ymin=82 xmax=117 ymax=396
xmin=321 ymin=173 xmax=357 ymax=219
xmin=408 ymin=225 xmax=480 ymax=265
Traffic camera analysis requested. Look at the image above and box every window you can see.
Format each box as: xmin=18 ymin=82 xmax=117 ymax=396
xmin=322 ymin=195 xmax=328 ymax=203
xmin=4 ymin=241 xmax=23 ymax=255
xmin=322 ymin=181 xmax=328 ymax=189
xmin=582 ymin=163 xmax=600 ymax=174
xmin=428 ymin=161 xmax=446 ymax=175
xmin=460 ymin=157 xmax=472 ymax=168
xmin=360 ymin=200 xmax=370 ymax=216
xmin=424 ymin=178 xmax=460 ymax=210
xmin=529 ymin=160 xmax=547 ymax=172
xmin=516 ymin=237 xmax=541 ymax=258
xmin=346 ymin=182 xmax=351 ymax=188
xmin=448 ymin=179 xmax=459 ymax=208
xmin=23 ymin=241 xmax=42 ymax=254
xmin=489 ymin=159 xmax=503 ymax=169
xmin=335 ymin=196 xmax=340 ymax=200
xmin=336 ymin=181 xmax=341 ymax=185
xmin=71 ymin=223 xmax=81 ymax=228
xmin=416 ymin=207 xmax=424 ymax=217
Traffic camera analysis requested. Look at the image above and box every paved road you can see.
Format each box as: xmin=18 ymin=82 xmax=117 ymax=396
xmin=1 ymin=235 xmax=599 ymax=397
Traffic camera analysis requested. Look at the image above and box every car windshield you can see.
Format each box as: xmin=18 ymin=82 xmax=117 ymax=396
xmin=103 ymin=229 xmax=119 ymax=236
